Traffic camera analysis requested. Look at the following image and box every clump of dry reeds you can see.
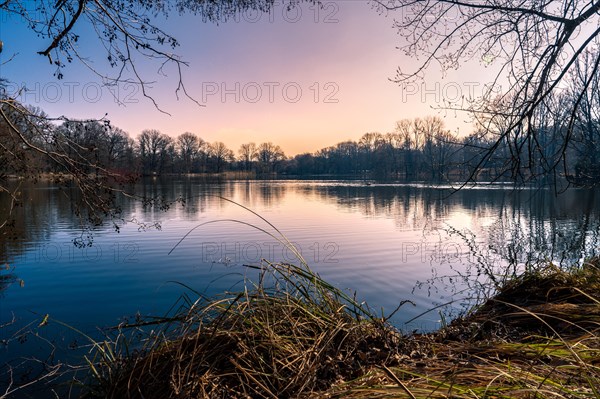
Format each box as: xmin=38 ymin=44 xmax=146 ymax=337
xmin=81 ymin=261 xmax=404 ymax=399
xmin=322 ymin=259 xmax=600 ymax=399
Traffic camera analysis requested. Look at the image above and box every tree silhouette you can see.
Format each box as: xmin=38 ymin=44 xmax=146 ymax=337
xmin=376 ymin=0 xmax=600 ymax=185
xmin=238 ymin=143 xmax=258 ymax=172
xmin=0 ymin=1 xmax=313 ymax=228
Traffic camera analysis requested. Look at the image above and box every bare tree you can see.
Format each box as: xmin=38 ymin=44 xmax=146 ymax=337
xmin=177 ymin=132 xmax=201 ymax=174
xmin=358 ymin=132 xmax=383 ymax=173
xmin=138 ymin=129 xmax=172 ymax=175
xmin=333 ymin=141 xmax=360 ymax=174
xmin=238 ymin=143 xmax=258 ymax=172
xmin=568 ymin=51 xmax=600 ymax=182
xmin=102 ymin=126 xmax=136 ymax=170
xmin=1 ymin=1 xmax=314 ymax=108
xmin=209 ymin=141 xmax=234 ymax=173
xmin=255 ymin=142 xmax=285 ymax=173
xmin=0 ymin=95 xmax=144 ymax=227
xmin=375 ymin=0 xmax=600 ymax=185
xmin=395 ymin=119 xmax=417 ymax=180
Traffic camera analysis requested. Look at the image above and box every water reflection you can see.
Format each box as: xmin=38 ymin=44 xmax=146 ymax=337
xmin=0 ymin=266 xmax=17 ymax=293
xmin=0 ymin=182 xmax=598 ymax=314
xmin=2 ymin=179 xmax=599 ymax=275
xmin=1 ymin=178 xmax=599 ymax=396
xmin=305 ymin=184 xmax=599 ymax=266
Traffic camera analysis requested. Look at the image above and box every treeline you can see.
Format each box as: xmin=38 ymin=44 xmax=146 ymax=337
xmin=1 ymin=111 xmax=466 ymax=179
xmin=2 ymin=85 xmax=599 ymax=184
xmin=38 ymin=124 xmax=288 ymax=176
xmin=20 ymin=114 xmax=600 ymax=184
xmin=2 ymin=45 xmax=600 ymax=185
xmin=2 ymin=112 xmax=600 ymax=184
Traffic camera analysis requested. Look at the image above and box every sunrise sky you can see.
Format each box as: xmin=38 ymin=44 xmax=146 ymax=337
xmin=0 ymin=1 xmax=493 ymax=155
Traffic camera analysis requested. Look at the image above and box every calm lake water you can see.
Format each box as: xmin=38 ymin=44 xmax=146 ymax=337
xmin=1 ymin=178 xmax=599 ymax=393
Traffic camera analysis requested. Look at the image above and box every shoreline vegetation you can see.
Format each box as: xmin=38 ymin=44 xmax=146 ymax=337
xmin=3 ymin=171 xmax=574 ymax=186
xmin=78 ymin=259 xmax=600 ymax=399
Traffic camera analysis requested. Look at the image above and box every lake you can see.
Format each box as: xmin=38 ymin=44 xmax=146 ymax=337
xmin=1 ymin=178 xmax=599 ymax=393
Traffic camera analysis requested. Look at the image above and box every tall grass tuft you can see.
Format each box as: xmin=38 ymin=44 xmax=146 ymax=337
xmin=322 ymin=259 xmax=600 ymax=399
xmin=81 ymin=259 xmax=600 ymax=399
xmin=80 ymin=260 xmax=404 ymax=398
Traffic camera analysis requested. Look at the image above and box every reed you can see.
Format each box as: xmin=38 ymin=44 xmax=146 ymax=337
xmin=323 ymin=260 xmax=600 ymax=399
xmin=80 ymin=260 xmax=404 ymax=398
xmin=76 ymin=259 xmax=600 ymax=398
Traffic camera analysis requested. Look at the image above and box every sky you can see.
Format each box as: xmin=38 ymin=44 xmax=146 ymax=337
xmin=0 ymin=1 xmax=492 ymax=156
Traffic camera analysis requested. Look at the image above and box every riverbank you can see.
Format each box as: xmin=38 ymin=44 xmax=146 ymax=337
xmin=79 ymin=259 xmax=600 ymax=398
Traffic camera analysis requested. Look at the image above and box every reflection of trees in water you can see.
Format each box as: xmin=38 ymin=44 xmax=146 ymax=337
xmin=298 ymin=184 xmax=600 ymax=265
xmin=0 ymin=181 xmax=67 ymax=265
xmin=232 ymin=180 xmax=287 ymax=209
xmin=303 ymin=185 xmax=455 ymax=231
xmin=0 ymin=180 xmax=93 ymax=288
xmin=485 ymin=189 xmax=599 ymax=266
xmin=143 ymin=178 xmax=287 ymax=214
xmin=137 ymin=177 xmax=213 ymax=217
xmin=299 ymin=185 xmax=462 ymax=232
xmin=2 ymin=180 xmax=599 ymax=271
xmin=0 ymin=178 xmax=291 ymax=264
xmin=0 ymin=267 xmax=17 ymax=292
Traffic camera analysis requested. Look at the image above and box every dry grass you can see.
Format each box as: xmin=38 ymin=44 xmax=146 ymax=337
xmin=80 ymin=259 xmax=600 ymax=399
xmin=81 ymin=261 xmax=404 ymax=398
xmin=322 ymin=260 xmax=600 ymax=399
